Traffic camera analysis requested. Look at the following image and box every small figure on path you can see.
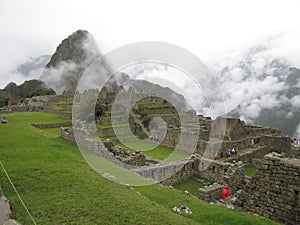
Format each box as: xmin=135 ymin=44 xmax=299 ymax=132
xmin=222 ymin=185 xmax=231 ymax=206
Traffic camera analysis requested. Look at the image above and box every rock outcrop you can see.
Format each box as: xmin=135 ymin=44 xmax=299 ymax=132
xmin=40 ymin=30 xmax=102 ymax=93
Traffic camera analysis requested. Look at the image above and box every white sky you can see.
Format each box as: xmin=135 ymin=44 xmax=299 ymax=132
xmin=1 ymin=0 xmax=299 ymax=134
xmin=1 ymin=0 xmax=300 ymax=81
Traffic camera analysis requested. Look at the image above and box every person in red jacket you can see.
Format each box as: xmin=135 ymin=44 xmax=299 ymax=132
xmin=222 ymin=185 xmax=231 ymax=205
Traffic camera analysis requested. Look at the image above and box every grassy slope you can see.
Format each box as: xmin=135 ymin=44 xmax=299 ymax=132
xmin=0 ymin=112 xmax=196 ymax=225
xmin=136 ymin=185 xmax=278 ymax=225
xmin=0 ymin=112 xmax=278 ymax=225
xmin=172 ymin=176 xmax=211 ymax=197
xmin=117 ymin=141 xmax=175 ymax=160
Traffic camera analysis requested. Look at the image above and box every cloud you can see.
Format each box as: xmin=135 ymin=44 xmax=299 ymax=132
xmin=294 ymin=123 xmax=300 ymax=138
xmin=40 ymin=32 xmax=101 ymax=94
xmin=212 ymin=33 xmax=300 ymax=122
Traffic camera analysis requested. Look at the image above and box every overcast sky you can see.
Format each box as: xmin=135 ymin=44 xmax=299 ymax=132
xmin=1 ymin=0 xmax=300 ymax=86
xmin=1 ymin=0 xmax=300 ymax=135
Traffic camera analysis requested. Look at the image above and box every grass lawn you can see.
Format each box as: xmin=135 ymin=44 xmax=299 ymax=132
xmin=136 ymin=185 xmax=278 ymax=225
xmin=245 ymin=166 xmax=257 ymax=177
xmin=173 ymin=176 xmax=212 ymax=197
xmin=112 ymin=139 xmax=191 ymax=161
xmin=31 ymin=127 xmax=62 ymax=139
xmin=0 ymin=112 xmax=279 ymax=225
xmin=117 ymin=141 xmax=175 ymax=160
xmin=0 ymin=112 xmax=197 ymax=224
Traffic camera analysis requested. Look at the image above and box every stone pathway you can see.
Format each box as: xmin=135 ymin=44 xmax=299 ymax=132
xmin=0 ymin=190 xmax=12 ymax=225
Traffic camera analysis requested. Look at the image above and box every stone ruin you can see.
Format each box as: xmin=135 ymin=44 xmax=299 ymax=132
xmin=13 ymin=91 xmax=299 ymax=224
xmin=0 ymin=186 xmax=20 ymax=225
xmin=198 ymin=159 xmax=245 ymax=193
xmin=103 ymin=139 xmax=154 ymax=167
xmin=235 ymin=153 xmax=300 ymax=225
xmin=60 ymin=127 xmax=159 ymax=168
xmin=199 ymin=183 xmax=225 ymax=203
xmin=172 ymin=203 xmax=192 ymax=215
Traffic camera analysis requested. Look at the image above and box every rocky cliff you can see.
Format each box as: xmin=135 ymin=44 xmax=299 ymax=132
xmin=40 ymin=30 xmax=101 ymax=93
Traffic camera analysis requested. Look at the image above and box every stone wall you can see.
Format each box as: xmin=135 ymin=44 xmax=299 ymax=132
xmin=162 ymin=127 xmax=180 ymax=147
xmin=246 ymin=126 xmax=281 ymax=138
xmin=103 ymin=140 xmax=148 ymax=167
xmin=199 ymin=183 xmax=225 ymax=202
xmin=6 ymin=105 xmax=43 ymax=112
xmin=31 ymin=122 xmax=72 ymax=129
xmin=261 ymin=135 xmax=292 ymax=152
xmin=284 ymin=147 xmax=300 ymax=158
xmin=60 ymin=125 xmax=135 ymax=170
xmin=235 ymin=153 xmax=300 ymax=225
xmin=132 ymin=159 xmax=197 ymax=185
xmin=197 ymin=159 xmax=245 ymax=193
xmin=60 ymin=127 xmax=75 ymax=142
xmin=226 ymin=146 xmax=270 ymax=165
xmin=100 ymin=116 xmax=130 ymax=125
xmin=161 ymin=159 xmax=198 ymax=186
xmin=196 ymin=139 xmax=249 ymax=157
xmin=97 ymin=126 xmax=134 ymax=137
xmin=28 ymin=95 xmax=67 ymax=105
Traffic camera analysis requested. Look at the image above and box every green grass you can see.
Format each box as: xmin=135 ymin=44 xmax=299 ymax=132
xmin=0 ymin=112 xmax=279 ymax=225
xmin=117 ymin=141 xmax=201 ymax=162
xmin=101 ymin=115 xmax=127 ymax=119
xmin=56 ymin=102 xmax=73 ymax=105
xmin=137 ymin=101 xmax=163 ymax=105
xmin=173 ymin=176 xmax=212 ymax=197
xmin=32 ymin=127 xmax=61 ymax=138
xmin=45 ymin=105 xmax=71 ymax=113
xmin=117 ymin=141 xmax=175 ymax=160
xmin=0 ymin=112 xmax=197 ymax=224
xmin=96 ymin=123 xmax=131 ymax=129
xmin=136 ymin=185 xmax=278 ymax=225
xmin=245 ymin=166 xmax=257 ymax=177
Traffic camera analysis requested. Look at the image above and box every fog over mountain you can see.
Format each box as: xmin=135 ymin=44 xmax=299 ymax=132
xmin=213 ymin=35 xmax=300 ymax=137
xmin=0 ymin=55 xmax=50 ymax=88
xmin=17 ymin=55 xmax=50 ymax=77
xmin=120 ymin=35 xmax=300 ymax=137
xmin=7 ymin=31 xmax=300 ymax=137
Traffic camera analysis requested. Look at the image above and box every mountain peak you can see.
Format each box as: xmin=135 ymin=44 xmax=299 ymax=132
xmin=40 ymin=30 xmax=101 ymax=93
xmin=46 ymin=30 xmax=92 ymax=68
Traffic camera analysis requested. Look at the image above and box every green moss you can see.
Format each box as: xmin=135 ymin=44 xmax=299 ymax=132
xmin=245 ymin=166 xmax=257 ymax=177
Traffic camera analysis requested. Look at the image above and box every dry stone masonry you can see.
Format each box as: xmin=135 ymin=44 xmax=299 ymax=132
xmin=0 ymin=186 xmax=20 ymax=225
xmin=235 ymin=153 xmax=300 ymax=225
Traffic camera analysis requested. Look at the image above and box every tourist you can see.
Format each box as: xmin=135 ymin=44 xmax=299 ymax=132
xmin=226 ymin=150 xmax=231 ymax=158
xmin=231 ymin=148 xmax=236 ymax=157
xmin=222 ymin=185 xmax=231 ymax=206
